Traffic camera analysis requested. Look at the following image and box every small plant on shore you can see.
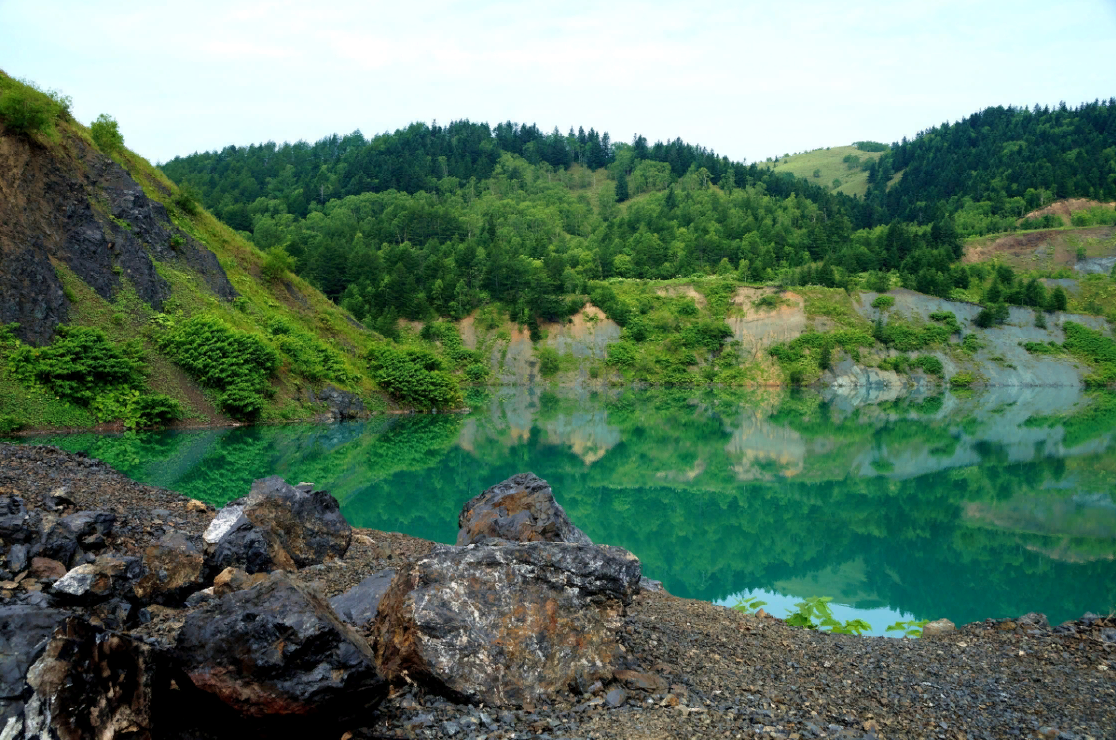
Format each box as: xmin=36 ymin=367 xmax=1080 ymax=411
xmin=731 ymin=595 xmax=768 ymax=614
xmin=886 ymin=619 xmax=930 ymax=638
xmin=0 ymin=414 xmax=23 ymax=436
xmin=785 ymin=596 xmax=871 ymax=635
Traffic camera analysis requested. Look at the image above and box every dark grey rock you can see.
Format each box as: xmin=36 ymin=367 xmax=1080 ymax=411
xmin=203 ymin=476 xmax=352 ymax=577
xmin=639 ymin=577 xmax=664 ymax=593
xmin=0 ymin=496 xmax=37 ymax=545
xmin=0 ymin=134 xmax=236 ymax=345
xmin=7 ymin=544 xmax=28 ymax=574
xmin=0 ymin=605 xmax=70 ymax=706
xmin=305 ymin=385 xmax=369 ymax=421
xmin=457 ymin=473 xmax=593 ymax=547
xmin=605 ymin=688 xmax=627 ymax=707
xmin=329 ymin=568 xmax=396 ymax=627
xmin=372 ymin=541 xmax=641 ymax=707
xmin=176 ymin=572 xmax=386 ymax=718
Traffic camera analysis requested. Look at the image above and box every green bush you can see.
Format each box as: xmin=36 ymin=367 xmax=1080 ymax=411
xmin=1062 ymin=321 xmax=1116 ymax=386
xmin=90 ymin=389 xmax=183 ymax=429
xmin=973 ymin=303 xmax=1009 ymax=328
xmin=871 ymin=295 xmax=894 ymax=310
xmin=266 ymin=319 xmax=349 ymax=384
xmin=950 ymin=372 xmax=976 ymax=387
xmin=680 ymin=320 xmax=733 ymax=352
xmin=0 ymin=80 xmax=70 ymax=137
xmin=928 ymin=310 xmax=961 ymax=333
xmin=1022 ymin=341 xmax=1062 ymax=355
xmin=0 ymin=414 xmax=23 ymax=436
xmin=537 ymin=346 xmax=560 ymax=377
xmin=914 ymin=355 xmax=943 ymax=376
xmin=464 ymin=363 xmax=489 ymax=382
xmin=90 ymin=113 xmax=124 ymax=154
xmin=128 ymin=393 xmax=183 ymax=428
xmin=367 ymin=344 xmax=462 ymax=410
xmin=158 ymin=314 xmax=280 ymax=419
xmin=605 ymin=342 xmax=638 ymax=368
xmin=8 ymin=326 xmax=145 ymax=406
xmin=873 ymin=320 xmax=951 ymax=351
xmin=261 ymin=247 xmax=297 ymax=281
xmin=173 ymin=184 xmax=201 ymax=216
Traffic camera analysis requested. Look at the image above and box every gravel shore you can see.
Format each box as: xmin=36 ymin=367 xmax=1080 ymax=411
xmin=2 ymin=444 xmax=1113 ymax=739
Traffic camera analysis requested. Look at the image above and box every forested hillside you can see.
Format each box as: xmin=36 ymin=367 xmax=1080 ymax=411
xmin=160 ymin=101 xmax=1116 ymax=333
xmin=864 ymin=100 xmax=1116 ymax=231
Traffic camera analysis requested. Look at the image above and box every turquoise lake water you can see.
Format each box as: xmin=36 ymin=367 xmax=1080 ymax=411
xmin=22 ymin=386 xmax=1116 ymax=636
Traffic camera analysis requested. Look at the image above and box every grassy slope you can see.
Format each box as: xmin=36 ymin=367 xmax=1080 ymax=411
xmin=0 ymin=75 xmax=396 ymax=430
xmin=755 ymin=145 xmax=885 ymax=198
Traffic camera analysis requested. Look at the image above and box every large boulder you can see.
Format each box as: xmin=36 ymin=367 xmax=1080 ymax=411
xmin=456 ymin=473 xmax=592 ymax=547
xmin=372 ymin=541 xmax=642 ymax=707
xmin=20 ymin=617 xmax=166 ymax=740
xmin=175 ymin=572 xmax=386 ymax=718
xmin=203 ymin=477 xmax=351 ymax=576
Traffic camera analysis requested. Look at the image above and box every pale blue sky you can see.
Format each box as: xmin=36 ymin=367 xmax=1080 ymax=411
xmin=3 ymin=0 xmax=1115 ymax=164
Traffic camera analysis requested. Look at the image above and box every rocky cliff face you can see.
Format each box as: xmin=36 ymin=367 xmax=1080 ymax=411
xmin=0 ymin=128 xmax=235 ymax=345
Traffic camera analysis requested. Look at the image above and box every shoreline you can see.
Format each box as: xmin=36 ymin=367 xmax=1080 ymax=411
xmin=1 ymin=443 xmax=1113 ymax=738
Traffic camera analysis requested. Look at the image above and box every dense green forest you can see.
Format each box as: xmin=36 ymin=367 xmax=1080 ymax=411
xmin=864 ymin=100 xmax=1116 ymax=230
xmin=160 ymin=102 xmax=1116 ymax=331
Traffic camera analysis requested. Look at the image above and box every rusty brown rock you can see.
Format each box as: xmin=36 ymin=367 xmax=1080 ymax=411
xmin=202 ymin=477 xmax=351 ymax=577
xmin=456 ymin=472 xmax=592 ymax=547
xmin=613 ymin=669 xmax=669 ymax=693
xmin=27 ymin=556 xmax=67 ymax=581
xmin=22 ymin=616 xmax=166 ymax=740
xmin=132 ymin=536 xmax=205 ymax=606
xmin=372 ymin=541 xmax=641 ymax=707
xmin=211 ymin=566 xmax=269 ymax=597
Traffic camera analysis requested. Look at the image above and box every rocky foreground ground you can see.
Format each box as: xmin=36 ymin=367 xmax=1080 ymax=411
xmin=1 ymin=444 xmax=1113 ymax=740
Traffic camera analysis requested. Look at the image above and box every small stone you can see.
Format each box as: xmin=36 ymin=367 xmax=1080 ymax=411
xmin=921 ymin=618 xmax=955 ymax=638
xmin=441 ymin=720 xmax=460 ymax=736
xmin=605 ymin=688 xmax=627 ymax=707
xmin=212 ymin=566 xmax=268 ymax=596
xmin=186 ymin=499 xmax=209 ymax=514
xmin=996 ymin=620 xmax=1017 ymax=631
xmin=613 ymin=669 xmax=668 ymax=693
xmin=28 ymin=557 xmax=67 ymax=581
xmin=661 ymin=694 xmax=680 ymax=707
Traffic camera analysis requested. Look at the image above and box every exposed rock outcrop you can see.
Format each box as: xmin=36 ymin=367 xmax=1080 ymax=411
xmin=303 ymin=385 xmax=369 ymax=421
xmin=0 ymin=129 xmax=235 ymax=345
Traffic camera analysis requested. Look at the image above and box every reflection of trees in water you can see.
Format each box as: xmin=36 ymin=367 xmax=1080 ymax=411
xmin=24 ymin=388 xmax=1116 ymax=627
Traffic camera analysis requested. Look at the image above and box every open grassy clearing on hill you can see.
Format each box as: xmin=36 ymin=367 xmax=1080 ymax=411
xmin=756 ymin=144 xmax=886 ymax=198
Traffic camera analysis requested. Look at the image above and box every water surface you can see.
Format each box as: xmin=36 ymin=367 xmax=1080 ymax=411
xmin=24 ymin=386 xmax=1116 ymax=635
